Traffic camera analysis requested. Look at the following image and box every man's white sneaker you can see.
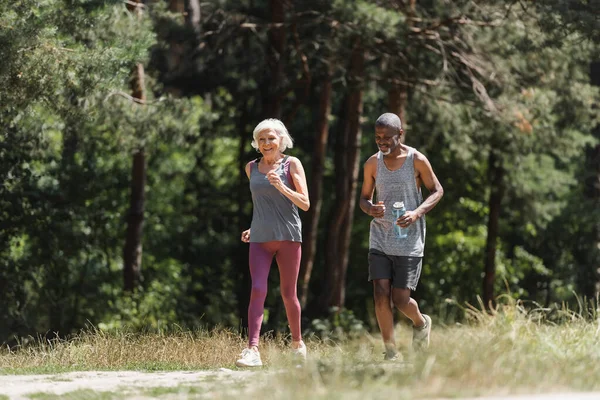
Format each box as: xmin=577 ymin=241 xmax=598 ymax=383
xmin=292 ymin=341 xmax=307 ymax=361
xmin=383 ymin=348 xmax=403 ymax=361
xmin=235 ymin=348 xmax=263 ymax=367
xmin=412 ymin=314 xmax=432 ymax=351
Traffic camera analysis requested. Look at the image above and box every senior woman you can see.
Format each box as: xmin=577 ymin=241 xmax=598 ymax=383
xmin=236 ymin=118 xmax=310 ymax=368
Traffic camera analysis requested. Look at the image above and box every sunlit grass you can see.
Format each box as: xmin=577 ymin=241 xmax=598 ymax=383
xmin=1 ymin=297 xmax=599 ymax=399
xmin=0 ymin=327 xmax=249 ymax=373
xmin=28 ymin=390 xmax=120 ymax=400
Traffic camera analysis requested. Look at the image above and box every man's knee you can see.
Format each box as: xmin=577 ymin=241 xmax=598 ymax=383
xmin=392 ymin=288 xmax=411 ymax=309
xmin=373 ymin=280 xmax=391 ymax=302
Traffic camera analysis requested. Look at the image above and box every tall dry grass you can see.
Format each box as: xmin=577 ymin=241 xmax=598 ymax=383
xmin=1 ymin=297 xmax=599 ymax=399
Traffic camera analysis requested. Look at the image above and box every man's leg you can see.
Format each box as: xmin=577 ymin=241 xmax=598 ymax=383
xmin=391 ymin=288 xmax=426 ymax=328
xmin=390 ymin=256 xmax=431 ymax=350
xmin=373 ymin=279 xmax=397 ymax=356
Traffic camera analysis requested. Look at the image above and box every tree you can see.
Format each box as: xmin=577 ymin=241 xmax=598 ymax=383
xmin=320 ymin=36 xmax=365 ymax=310
xmin=123 ymin=0 xmax=147 ymax=292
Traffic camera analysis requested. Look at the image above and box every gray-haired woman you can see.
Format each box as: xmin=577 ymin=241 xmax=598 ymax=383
xmin=236 ymin=118 xmax=310 ymax=367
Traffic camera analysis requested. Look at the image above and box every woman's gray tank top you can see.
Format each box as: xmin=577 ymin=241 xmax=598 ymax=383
xmin=249 ymin=155 xmax=302 ymax=243
xmin=369 ymin=147 xmax=426 ymax=257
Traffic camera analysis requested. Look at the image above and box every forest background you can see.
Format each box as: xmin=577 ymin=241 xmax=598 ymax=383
xmin=1 ymin=0 xmax=599 ymax=344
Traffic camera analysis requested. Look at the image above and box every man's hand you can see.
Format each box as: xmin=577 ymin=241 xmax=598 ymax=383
xmin=368 ymin=201 xmax=386 ymax=218
xmin=396 ymin=210 xmax=419 ymax=228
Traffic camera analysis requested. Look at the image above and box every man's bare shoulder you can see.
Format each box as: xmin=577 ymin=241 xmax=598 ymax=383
xmin=364 ymin=153 xmax=379 ymax=167
xmin=413 ymin=149 xmax=432 ymax=165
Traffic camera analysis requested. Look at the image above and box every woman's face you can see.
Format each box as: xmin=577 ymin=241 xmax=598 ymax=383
xmin=256 ymin=129 xmax=282 ymax=157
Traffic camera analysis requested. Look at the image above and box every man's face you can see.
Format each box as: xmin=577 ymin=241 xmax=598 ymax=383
xmin=375 ymin=126 xmax=400 ymax=155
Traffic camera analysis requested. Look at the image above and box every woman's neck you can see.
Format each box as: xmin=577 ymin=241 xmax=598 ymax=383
xmin=262 ymin=153 xmax=284 ymax=165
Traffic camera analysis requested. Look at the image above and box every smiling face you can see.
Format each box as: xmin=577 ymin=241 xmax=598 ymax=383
xmin=375 ymin=126 xmax=401 ymax=155
xmin=256 ymin=129 xmax=282 ymax=158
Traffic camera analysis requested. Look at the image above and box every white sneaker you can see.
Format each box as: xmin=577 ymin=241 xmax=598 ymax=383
xmin=412 ymin=314 xmax=432 ymax=351
xmin=383 ymin=345 xmax=403 ymax=361
xmin=235 ymin=348 xmax=263 ymax=367
xmin=292 ymin=341 xmax=307 ymax=361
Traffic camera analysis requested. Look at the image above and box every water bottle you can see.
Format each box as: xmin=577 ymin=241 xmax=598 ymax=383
xmin=392 ymin=201 xmax=408 ymax=239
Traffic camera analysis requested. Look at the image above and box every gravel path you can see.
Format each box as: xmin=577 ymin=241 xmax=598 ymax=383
xmin=0 ymin=370 xmax=598 ymax=400
xmin=0 ymin=369 xmax=255 ymax=399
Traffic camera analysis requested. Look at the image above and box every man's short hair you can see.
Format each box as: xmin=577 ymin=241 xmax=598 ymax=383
xmin=375 ymin=113 xmax=402 ymax=134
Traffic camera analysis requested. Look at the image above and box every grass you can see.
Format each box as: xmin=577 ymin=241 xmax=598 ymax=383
xmin=1 ymin=299 xmax=599 ymax=399
xmin=43 ymin=376 xmax=74 ymax=382
xmin=0 ymin=327 xmax=248 ymax=374
xmin=142 ymin=386 xmax=204 ymax=396
xmin=27 ymin=390 xmax=121 ymax=400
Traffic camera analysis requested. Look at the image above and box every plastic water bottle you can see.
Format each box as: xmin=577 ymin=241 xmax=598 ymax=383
xmin=392 ymin=201 xmax=408 ymax=239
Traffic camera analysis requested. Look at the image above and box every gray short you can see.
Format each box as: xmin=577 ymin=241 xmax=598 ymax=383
xmin=368 ymin=248 xmax=423 ymax=290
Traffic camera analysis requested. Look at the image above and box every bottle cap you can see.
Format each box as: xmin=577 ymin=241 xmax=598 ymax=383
xmin=393 ymin=201 xmax=404 ymax=209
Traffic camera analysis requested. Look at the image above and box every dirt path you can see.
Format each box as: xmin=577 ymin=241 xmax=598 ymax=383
xmin=1 ymin=370 xmax=599 ymax=400
xmin=0 ymin=369 xmax=256 ymax=399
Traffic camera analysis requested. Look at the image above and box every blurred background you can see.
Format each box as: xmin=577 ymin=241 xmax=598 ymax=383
xmin=1 ymin=0 xmax=599 ymax=344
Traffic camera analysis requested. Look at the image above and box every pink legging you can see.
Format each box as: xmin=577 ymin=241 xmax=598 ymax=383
xmin=248 ymin=241 xmax=302 ymax=347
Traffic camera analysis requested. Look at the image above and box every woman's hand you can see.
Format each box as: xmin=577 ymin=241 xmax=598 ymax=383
xmin=267 ymin=170 xmax=284 ymax=191
xmin=241 ymin=229 xmax=250 ymax=243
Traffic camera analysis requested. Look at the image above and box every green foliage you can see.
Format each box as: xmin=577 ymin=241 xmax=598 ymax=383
xmin=308 ymin=308 xmax=367 ymax=341
xmin=331 ymin=0 xmax=406 ymax=40
xmin=1 ymin=0 xmax=599 ymax=344
xmin=535 ymin=0 xmax=600 ymax=43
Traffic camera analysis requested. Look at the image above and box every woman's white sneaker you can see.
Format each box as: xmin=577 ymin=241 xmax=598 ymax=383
xmin=235 ymin=348 xmax=263 ymax=367
xmin=292 ymin=341 xmax=307 ymax=361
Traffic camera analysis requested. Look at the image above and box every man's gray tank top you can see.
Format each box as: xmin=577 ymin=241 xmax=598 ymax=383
xmin=249 ymin=155 xmax=302 ymax=243
xmin=369 ymin=147 xmax=426 ymax=257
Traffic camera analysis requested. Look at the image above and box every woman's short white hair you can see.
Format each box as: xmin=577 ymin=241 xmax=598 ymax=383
xmin=251 ymin=118 xmax=294 ymax=152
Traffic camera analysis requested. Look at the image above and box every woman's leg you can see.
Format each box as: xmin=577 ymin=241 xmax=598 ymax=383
xmin=248 ymin=242 xmax=277 ymax=348
xmin=275 ymin=241 xmax=302 ymax=343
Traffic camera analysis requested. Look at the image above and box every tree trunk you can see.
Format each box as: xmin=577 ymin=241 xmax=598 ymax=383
xmin=164 ymin=0 xmax=201 ymax=96
xmin=263 ymin=0 xmax=285 ymax=118
xmin=123 ymin=61 xmax=146 ymax=292
xmin=298 ymin=68 xmax=332 ymax=308
xmin=126 ymin=0 xmax=143 ymax=14
xmin=169 ymin=0 xmax=184 ymax=13
xmin=320 ymin=38 xmax=365 ymax=310
xmin=123 ymin=150 xmax=146 ymax=292
xmin=236 ymin=102 xmax=252 ymax=332
xmin=186 ymin=0 xmax=201 ymax=37
xmin=388 ymin=83 xmax=408 ymax=123
xmin=388 ymin=0 xmax=413 ymax=139
xmin=586 ymin=61 xmax=600 ymax=298
xmin=483 ymin=150 xmax=504 ymax=308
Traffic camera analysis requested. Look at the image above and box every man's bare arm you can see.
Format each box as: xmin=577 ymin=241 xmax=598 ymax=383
xmin=413 ymin=151 xmax=444 ymax=218
xmin=359 ymin=156 xmax=385 ymax=218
